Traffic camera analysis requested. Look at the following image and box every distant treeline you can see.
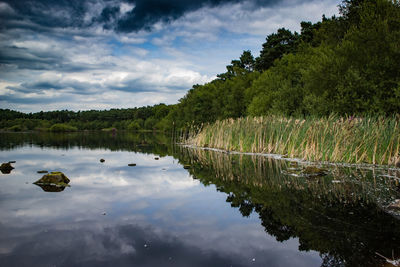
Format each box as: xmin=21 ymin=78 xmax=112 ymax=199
xmin=0 ymin=104 xmax=174 ymax=132
xmin=1 ymin=0 xmax=399 ymax=132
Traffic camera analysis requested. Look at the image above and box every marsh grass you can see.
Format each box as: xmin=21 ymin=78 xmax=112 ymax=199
xmin=183 ymin=115 xmax=400 ymax=166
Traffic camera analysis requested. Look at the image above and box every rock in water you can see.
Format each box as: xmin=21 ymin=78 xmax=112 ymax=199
xmin=36 ymin=184 xmax=67 ymax=192
xmin=37 ymin=170 xmax=48 ymax=174
xmin=34 ymin=171 xmax=70 ymax=186
xmin=100 ymin=159 xmax=105 ymax=163
xmin=128 ymin=163 xmax=136 ymax=166
xmin=0 ymin=162 xmax=14 ymax=174
xmin=154 ymin=157 xmax=159 ymax=160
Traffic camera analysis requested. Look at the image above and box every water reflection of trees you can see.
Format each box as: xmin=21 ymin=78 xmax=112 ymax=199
xmin=178 ymin=147 xmax=400 ymax=267
xmin=0 ymin=132 xmax=174 ymax=156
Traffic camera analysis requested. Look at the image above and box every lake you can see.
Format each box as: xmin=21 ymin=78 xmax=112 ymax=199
xmin=0 ymin=132 xmax=399 ymax=267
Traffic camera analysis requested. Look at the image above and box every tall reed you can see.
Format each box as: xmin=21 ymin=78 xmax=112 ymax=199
xmin=183 ymin=115 xmax=400 ymax=166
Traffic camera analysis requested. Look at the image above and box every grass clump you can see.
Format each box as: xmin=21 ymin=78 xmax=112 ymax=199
xmin=183 ymin=115 xmax=400 ymax=166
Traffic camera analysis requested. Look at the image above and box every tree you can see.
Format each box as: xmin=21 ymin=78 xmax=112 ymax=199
xmin=217 ymin=50 xmax=255 ymax=81
xmin=255 ymin=28 xmax=299 ymax=72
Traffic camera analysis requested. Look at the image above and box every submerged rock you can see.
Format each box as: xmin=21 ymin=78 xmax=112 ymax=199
xmin=128 ymin=163 xmax=136 ymax=166
xmin=0 ymin=162 xmax=14 ymax=174
xmin=33 ymin=171 xmax=70 ymax=186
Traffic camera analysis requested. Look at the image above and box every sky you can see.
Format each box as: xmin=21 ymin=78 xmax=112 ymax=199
xmin=0 ymin=0 xmax=340 ymax=112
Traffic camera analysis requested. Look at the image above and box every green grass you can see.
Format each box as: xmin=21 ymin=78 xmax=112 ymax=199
xmin=183 ymin=115 xmax=400 ymax=166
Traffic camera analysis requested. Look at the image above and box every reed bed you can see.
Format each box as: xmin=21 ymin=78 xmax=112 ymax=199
xmin=183 ymin=115 xmax=400 ymax=166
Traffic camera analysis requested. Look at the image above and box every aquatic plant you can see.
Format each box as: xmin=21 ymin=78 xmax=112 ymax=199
xmin=183 ymin=115 xmax=400 ymax=166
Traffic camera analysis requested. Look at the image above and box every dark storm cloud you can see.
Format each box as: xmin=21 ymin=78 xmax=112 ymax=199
xmin=0 ymin=45 xmax=65 ymax=71
xmin=116 ymin=0 xmax=280 ymax=32
xmin=109 ymin=77 xmax=188 ymax=93
xmin=5 ymin=79 xmax=101 ymax=95
xmin=0 ymin=0 xmax=87 ymax=29
xmin=0 ymin=93 xmax=68 ymax=104
xmin=1 ymin=0 xmax=282 ymax=33
xmin=0 ymin=42 xmax=114 ymax=72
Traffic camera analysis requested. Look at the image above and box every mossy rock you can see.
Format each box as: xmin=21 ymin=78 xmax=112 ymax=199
xmin=128 ymin=163 xmax=136 ymax=166
xmin=302 ymin=166 xmax=327 ymax=177
xmin=0 ymin=162 xmax=14 ymax=174
xmin=34 ymin=171 xmax=70 ymax=186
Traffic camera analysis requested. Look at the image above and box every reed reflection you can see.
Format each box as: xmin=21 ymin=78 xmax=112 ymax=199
xmin=178 ymin=147 xmax=400 ymax=267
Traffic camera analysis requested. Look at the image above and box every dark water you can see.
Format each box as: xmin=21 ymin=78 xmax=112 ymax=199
xmin=0 ymin=132 xmax=400 ymax=267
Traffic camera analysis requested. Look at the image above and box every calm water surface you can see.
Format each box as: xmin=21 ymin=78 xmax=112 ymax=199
xmin=0 ymin=132 xmax=400 ymax=267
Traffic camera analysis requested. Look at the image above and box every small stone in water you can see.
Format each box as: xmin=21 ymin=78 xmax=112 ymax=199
xmin=154 ymin=157 xmax=159 ymax=160
xmin=100 ymin=159 xmax=105 ymax=163
xmin=128 ymin=163 xmax=136 ymax=166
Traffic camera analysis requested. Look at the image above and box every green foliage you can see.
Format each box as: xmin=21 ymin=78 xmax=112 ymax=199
xmin=144 ymin=117 xmax=158 ymax=130
xmin=255 ymin=28 xmax=299 ymax=72
xmin=7 ymin=125 xmax=25 ymax=132
xmin=127 ymin=121 xmax=141 ymax=131
xmin=217 ymin=50 xmax=255 ymax=81
xmin=0 ymin=104 xmax=173 ymax=132
xmin=49 ymin=123 xmax=78 ymax=132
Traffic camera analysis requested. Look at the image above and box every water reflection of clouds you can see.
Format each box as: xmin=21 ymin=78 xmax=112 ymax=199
xmin=0 ymin=145 xmax=322 ymax=267
xmin=0 ymin=221 xmax=321 ymax=267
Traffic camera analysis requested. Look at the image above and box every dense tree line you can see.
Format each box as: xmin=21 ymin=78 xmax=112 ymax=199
xmin=172 ymin=0 xmax=400 ymax=127
xmin=1 ymin=0 xmax=399 ymax=132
